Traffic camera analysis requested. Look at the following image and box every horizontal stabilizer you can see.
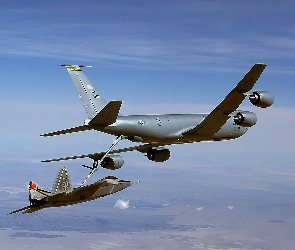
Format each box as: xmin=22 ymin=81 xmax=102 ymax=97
xmin=41 ymin=125 xmax=92 ymax=137
xmin=40 ymin=101 xmax=121 ymax=137
xmin=9 ymin=205 xmax=32 ymax=215
xmin=88 ymin=100 xmax=122 ymax=126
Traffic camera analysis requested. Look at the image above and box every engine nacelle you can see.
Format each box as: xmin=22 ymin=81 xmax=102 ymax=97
xmin=101 ymin=155 xmax=124 ymax=170
xmin=233 ymin=111 xmax=257 ymax=127
xmin=147 ymin=148 xmax=170 ymax=162
xmin=249 ymin=91 xmax=274 ymax=108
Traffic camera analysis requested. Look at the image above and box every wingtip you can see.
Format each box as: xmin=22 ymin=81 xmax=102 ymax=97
xmin=255 ymin=63 xmax=267 ymax=67
xmin=41 ymin=159 xmax=53 ymax=162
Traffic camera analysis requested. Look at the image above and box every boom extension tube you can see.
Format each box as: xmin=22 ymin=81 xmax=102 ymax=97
xmin=81 ymin=135 xmax=125 ymax=186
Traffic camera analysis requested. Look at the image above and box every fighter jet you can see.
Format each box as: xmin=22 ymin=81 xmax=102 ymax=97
xmin=9 ymin=167 xmax=133 ymax=214
xmin=42 ymin=64 xmax=274 ymax=185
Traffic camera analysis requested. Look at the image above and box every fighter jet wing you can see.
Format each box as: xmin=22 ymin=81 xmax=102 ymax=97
xmin=184 ymin=63 xmax=266 ymax=137
xmin=8 ymin=205 xmax=46 ymax=214
xmin=22 ymin=206 xmax=46 ymax=214
xmin=41 ymin=143 xmax=164 ymax=162
xmin=8 ymin=205 xmax=32 ymax=215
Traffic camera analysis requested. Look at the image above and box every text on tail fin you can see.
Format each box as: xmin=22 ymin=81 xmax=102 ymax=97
xmin=51 ymin=167 xmax=73 ymax=195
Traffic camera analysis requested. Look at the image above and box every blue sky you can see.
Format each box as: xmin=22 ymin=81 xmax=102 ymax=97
xmin=0 ymin=1 xmax=294 ymax=105
xmin=1 ymin=1 xmax=295 ymax=248
xmin=0 ymin=1 xmax=294 ymax=174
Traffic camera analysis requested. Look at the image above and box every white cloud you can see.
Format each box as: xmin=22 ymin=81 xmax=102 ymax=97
xmin=114 ymin=199 xmax=130 ymax=209
xmin=196 ymin=207 xmax=204 ymax=211
xmin=227 ymin=206 xmax=234 ymax=210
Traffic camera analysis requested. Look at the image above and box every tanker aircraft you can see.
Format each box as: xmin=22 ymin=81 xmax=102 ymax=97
xmin=9 ymin=167 xmax=133 ymax=214
xmin=42 ymin=64 xmax=274 ymax=185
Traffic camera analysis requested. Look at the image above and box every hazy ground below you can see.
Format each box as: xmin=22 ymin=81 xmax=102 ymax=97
xmin=1 ymin=159 xmax=295 ymax=249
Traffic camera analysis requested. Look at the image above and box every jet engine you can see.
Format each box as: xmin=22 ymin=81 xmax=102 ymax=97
xmin=147 ymin=148 xmax=170 ymax=162
xmin=233 ymin=111 xmax=257 ymax=127
xmin=101 ymin=155 xmax=124 ymax=170
xmin=249 ymin=91 xmax=274 ymax=108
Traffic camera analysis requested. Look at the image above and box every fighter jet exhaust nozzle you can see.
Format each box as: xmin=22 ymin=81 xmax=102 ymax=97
xmin=233 ymin=111 xmax=257 ymax=127
xmin=147 ymin=148 xmax=170 ymax=162
xmin=249 ymin=91 xmax=274 ymax=108
xmin=101 ymin=155 xmax=124 ymax=170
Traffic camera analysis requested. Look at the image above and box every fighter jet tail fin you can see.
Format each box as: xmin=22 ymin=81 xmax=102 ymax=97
xmin=51 ymin=167 xmax=73 ymax=195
